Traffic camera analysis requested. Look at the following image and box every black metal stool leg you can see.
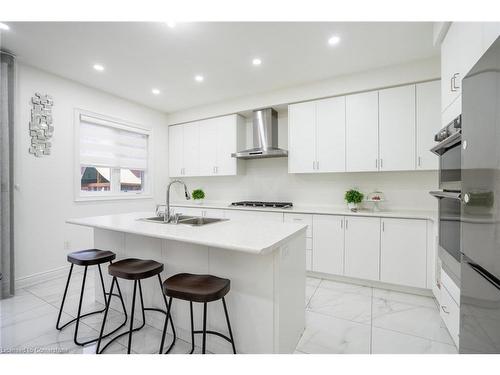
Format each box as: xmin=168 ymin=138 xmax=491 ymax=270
xmin=190 ymin=301 xmax=195 ymax=354
xmin=202 ymin=302 xmax=207 ymax=354
xmin=56 ymin=264 xmax=74 ymax=330
xmin=73 ymin=266 xmax=88 ymax=346
xmin=97 ymin=264 xmax=108 ymax=303
xmin=222 ymin=297 xmax=236 ymax=354
xmin=158 ymin=274 xmax=176 ymax=354
xmin=127 ymin=280 xmax=138 ymax=354
xmin=96 ymin=277 xmax=116 ymax=354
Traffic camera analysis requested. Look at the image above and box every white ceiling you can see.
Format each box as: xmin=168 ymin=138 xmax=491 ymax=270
xmin=1 ymin=22 xmax=438 ymax=113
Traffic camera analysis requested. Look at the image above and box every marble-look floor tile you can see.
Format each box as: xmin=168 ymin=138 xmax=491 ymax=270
xmin=371 ymin=327 xmax=457 ymax=354
xmin=372 ymin=288 xmax=437 ymax=308
xmin=306 ymin=277 xmax=321 ymax=287
xmin=307 ymin=287 xmax=372 ymax=324
xmin=305 ymin=285 xmax=318 ymax=308
xmin=0 ymin=290 xmax=48 ymax=319
xmin=371 ymin=297 xmax=454 ymax=345
xmin=319 ymin=279 xmax=373 ymax=296
xmin=296 ymin=311 xmax=371 ymax=354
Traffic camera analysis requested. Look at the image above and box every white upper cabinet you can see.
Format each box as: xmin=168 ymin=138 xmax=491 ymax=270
xmin=169 ymin=114 xmax=245 ymax=178
xmin=182 ymin=121 xmax=200 ymax=176
xmin=288 ymin=97 xmax=345 ymax=173
xmin=198 ymin=118 xmax=218 ymax=176
xmin=379 ymin=85 xmax=416 ymax=171
xmin=316 ymin=97 xmax=346 ymax=173
xmin=168 ymin=124 xmax=184 ymax=177
xmin=288 ymin=101 xmax=316 ymax=173
xmin=312 ymin=214 xmax=344 ymax=275
xmin=416 ymin=81 xmax=441 ymax=170
xmin=380 ymin=218 xmax=427 ymax=288
xmin=346 ymin=91 xmax=379 ymax=172
xmin=441 ymin=22 xmax=490 ymax=123
xmin=344 ymin=216 xmax=380 ymax=281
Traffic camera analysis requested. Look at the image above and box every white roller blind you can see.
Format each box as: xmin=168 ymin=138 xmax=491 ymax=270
xmin=79 ymin=115 xmax=149 ymax=170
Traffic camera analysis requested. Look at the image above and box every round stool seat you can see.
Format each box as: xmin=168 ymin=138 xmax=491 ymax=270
xmin=163 ymin=273 xmax=230 ymax=303
xmin=108 ymin=258 xmax=164 ymax=280
xmin=67 ymin=249 xmax=116 ymax=266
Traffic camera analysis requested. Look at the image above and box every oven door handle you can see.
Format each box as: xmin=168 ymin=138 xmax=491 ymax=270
xmin=430 ymin=131 xmax=462 ymax=155
xmin=463 ymin=255 xmax=500 ymax=291
xmin=430 ymin=191 xmax=462 ymax=200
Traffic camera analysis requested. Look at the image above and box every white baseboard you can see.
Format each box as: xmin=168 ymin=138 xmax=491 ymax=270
xmin=15 ymin=265 xmax=77 ymax=290
xmin=307 ymin=271 xmax=434 ymax=298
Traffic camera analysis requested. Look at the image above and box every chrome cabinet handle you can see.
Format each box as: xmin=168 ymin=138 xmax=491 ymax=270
xmin=418 ymin=156 xmax=421 ymax=167
xmin=382 ymin=221 xmax=385 ymax=232
xmin=341 ymin=219 xmax=343 ymax=229
xmin=451 ymin=73 xmax=460 ymax=92
xmin=375 ymin=159 xmax=378 ymax=169
xmin=463 ymin=193 xmax=470 ymax=204
xmin=380 ymin=158 xmax=383 ymax=169
xmin=345 ymin=219 xmax=348 ymax=230
xmin=441 ymin=305 xmax=450 ymax=314
xmin=317 ymin=161 xmax=319 ymax=170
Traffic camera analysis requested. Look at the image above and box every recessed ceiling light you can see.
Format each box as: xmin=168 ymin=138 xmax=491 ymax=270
xmin=152 ymin=88 xmax=161 ymax=95
xmin=165 ymin=21 xmax=176 ymax=28
xmin=93 ymin=64 xmax=105 ymax=72
xmin=194 ymin=75 xmax=204 ymax=82
xmin=328 ymin=35 xmax=341 ymax=46
xmin=252 ymin=58 xmax=262 ymax=66
xmin=0 ymin=22 xmax=10 ymax=31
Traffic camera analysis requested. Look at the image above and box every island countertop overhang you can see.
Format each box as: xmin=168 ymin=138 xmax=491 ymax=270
xmin=66 ymin=212 xmax=307 ymax=255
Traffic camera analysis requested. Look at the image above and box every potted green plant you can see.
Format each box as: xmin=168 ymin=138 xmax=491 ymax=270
xmin=191 ymin=189 xmax=206 ymax=205
xmin=344 ymin=189 xmax=364 ymax=212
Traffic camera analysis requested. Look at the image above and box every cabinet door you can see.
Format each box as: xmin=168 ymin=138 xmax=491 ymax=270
xmin=346 ymin=91 xmax=379 ymax=172
xmin=288 ymin=102 xmax=316 ymax=173
xmin=168 ymin=125 xmax=184 ymax=177
xmin=198 ymin=119 xmax=218 ymax=176
xmin=316 ymin=97 xmax=346 ymax=172
xmin=483 ymin=22 xmax=500 ymax=51
xmin=215 ymin=115 xmax=238 ymax=176
xmin=284 ymin=213 xmax=312 ymax=237
xmin=182 ymin=122 xmax=200 ymax=176
xmin=380 ymin=218 xmax=427 ymax=288
xmin=379 ymin=85 xmax=415 ymax=171
xmin=416 ymin=81 xmax=440 ymax=170
xmin=344 ymin=216 xmax=380 ymax=281
xmin=312 ymin=215 xmax=344 ymax=275
xmin=441 ymin=23 xmax=462 ymax=113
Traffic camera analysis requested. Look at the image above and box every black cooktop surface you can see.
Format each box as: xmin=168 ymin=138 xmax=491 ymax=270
xmin=230 ymin=201 xmax=293 ymax=208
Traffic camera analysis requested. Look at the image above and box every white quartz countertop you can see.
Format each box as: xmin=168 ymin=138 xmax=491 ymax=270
xmin=170 ymin=201 xmax=437 ymax=221
xmin=67 ymin=212 xmax=307 ymax=255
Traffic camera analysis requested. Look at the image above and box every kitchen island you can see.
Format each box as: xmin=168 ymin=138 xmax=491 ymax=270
xmin=67 ymin=212 xmax=307 ymax=354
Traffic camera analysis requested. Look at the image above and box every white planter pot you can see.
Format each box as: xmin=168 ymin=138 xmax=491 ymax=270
xmin=194 ymin=199 xmax=204 ymax=205
xmin=347 ymin=202 xmax=359 ymax=212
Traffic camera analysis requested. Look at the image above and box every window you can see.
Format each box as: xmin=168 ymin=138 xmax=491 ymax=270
xmin=75 ymin=111 xmax=151 ymax=200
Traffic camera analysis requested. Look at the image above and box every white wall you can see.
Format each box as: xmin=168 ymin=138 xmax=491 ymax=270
xmin=14 ymin=64 xmax=169 ymax=281
xmin=166 ymin=58 xmax=440 ymax=211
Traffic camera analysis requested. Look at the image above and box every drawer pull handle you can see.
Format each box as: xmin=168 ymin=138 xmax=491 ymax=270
xmin=441 ymin=305 xmax=450 ymax=314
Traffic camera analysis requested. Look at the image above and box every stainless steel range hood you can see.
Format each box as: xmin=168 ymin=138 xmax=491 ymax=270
xmin=231 ymin=108 xmax=288 ymax=159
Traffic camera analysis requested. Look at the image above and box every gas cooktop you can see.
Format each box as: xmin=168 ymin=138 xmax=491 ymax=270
xmin=230 ymin=201 xmax=293 ymax=209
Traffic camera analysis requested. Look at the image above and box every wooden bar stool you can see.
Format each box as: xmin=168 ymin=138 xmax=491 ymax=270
xmin=56 ymin=249 xmax=127 ymax=346
xmin=160 ymin=273 xmax=236 ymax=354
xmin=96 ymin=258 xmax=176 ymax=354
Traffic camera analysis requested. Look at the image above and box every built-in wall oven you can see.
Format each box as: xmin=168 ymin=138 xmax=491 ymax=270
xmin=430 ymin=115 xmax=462 ymax=284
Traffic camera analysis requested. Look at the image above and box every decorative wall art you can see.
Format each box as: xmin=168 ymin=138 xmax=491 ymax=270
xmin=29 ymin=93 xmax=54 ymax=157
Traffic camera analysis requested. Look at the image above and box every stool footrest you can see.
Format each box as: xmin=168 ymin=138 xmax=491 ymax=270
xmin=193 ymin=330 xmax=233 ymax=344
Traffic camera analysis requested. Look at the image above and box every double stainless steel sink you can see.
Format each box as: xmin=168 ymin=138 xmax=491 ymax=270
xmin=140 ymin=215 xmax=228 ymax=226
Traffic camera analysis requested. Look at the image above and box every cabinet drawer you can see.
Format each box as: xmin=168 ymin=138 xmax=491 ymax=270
xmin=284 ymin=213 xmax=313 ymax=237
xmin=306 ymin=237 xmax=312 ymax=250
xmin=306 ymin=249 xmax=313 ymax=271
xmin=440 ymin=285 xmax=460 ymax=347
xmin=441 ymin=268 xmax=460 ymax=305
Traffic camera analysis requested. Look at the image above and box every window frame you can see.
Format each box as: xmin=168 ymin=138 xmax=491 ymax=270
xmin=74 ymin=109 xmax=153 ymax=202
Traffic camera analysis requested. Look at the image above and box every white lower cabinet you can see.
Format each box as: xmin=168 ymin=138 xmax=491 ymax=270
xmin=380 ymin=218 xmax=427 ymax=288
xmin=344 ymin=216 xmax=381 ymax=281
xmin=312 ymin=215 xmax=344 ymax=275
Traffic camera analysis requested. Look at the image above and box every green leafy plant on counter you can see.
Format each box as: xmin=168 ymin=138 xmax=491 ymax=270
xmin=192 ymin=189 xmax=206 ymax=200
xmin=344 ymin=189 xmax=364 ymax=204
